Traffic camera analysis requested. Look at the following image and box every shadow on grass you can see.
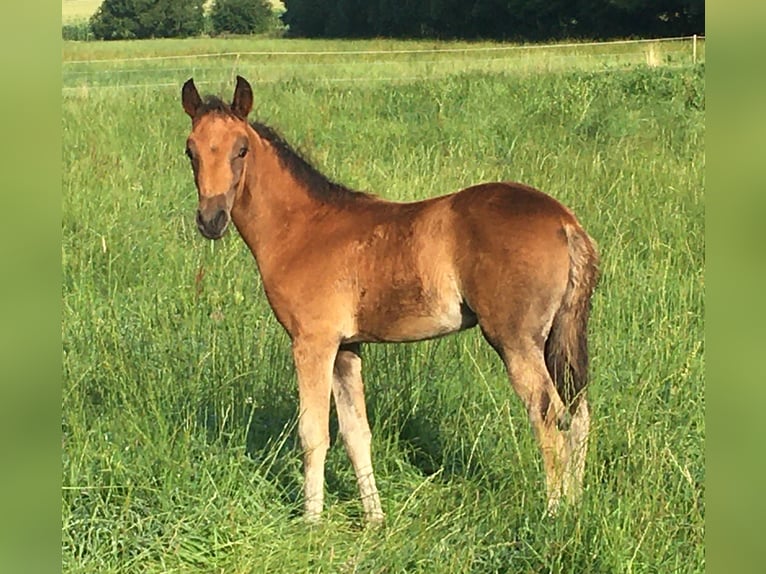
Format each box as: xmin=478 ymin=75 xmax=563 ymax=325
xmin=193 ymin=382 xmax=304 ymax=515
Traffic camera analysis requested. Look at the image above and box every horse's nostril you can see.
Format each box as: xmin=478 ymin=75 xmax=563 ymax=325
xmin=212 ymin=209 xmax=227 ymax=231
xmin=197 ymin=208 xmax=229 ymax=239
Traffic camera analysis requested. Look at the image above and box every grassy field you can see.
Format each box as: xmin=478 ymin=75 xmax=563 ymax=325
xmin=63 ymin=35 xmax=702 ymax=89
xmin=62 ymin=37 xmax=704 ymax=572
xmin=62 ymin=0 xmax=103 ymax=23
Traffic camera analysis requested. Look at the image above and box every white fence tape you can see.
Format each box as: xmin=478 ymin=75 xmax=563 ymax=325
xmin=62 ymin=35 xmax=705 ymax=92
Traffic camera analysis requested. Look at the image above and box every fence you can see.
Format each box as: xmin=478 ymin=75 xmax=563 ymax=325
xmin=62 ymin=35 xmax=705 ymax=94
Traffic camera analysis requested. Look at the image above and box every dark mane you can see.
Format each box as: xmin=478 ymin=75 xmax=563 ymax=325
xmin=196 ymin=96 xmax=374 ymax=206
xmin=250 ymin=122 xmax=375 ymax=205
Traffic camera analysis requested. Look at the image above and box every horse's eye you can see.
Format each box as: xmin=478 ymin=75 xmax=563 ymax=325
xmin=185 ymin=147 xmax=194 ymax=160
xmin=238 ymin=146 xmax=248 ymax=158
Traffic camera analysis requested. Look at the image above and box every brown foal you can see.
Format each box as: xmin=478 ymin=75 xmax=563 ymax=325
xmin=181 ymin=76 xmax=599 ymax=524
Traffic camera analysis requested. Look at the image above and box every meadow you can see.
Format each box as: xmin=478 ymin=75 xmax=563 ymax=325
xmin=62 ymin=37 xmax=704 ymax=572
xmin=62 ymin=0 xmax=103 ymax=23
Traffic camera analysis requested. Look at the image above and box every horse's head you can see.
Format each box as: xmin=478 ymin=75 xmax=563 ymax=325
xmin=181 ymin=76 xmax=254 ymax=240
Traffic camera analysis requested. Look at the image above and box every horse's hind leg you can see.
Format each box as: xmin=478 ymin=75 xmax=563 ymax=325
xmin=332 ymin=343 xmax=384 ymax=524
xmin=494 ymin=337 xmax=571 ymax=513
xmin=564 ymin=395 xmax=590 ymax=502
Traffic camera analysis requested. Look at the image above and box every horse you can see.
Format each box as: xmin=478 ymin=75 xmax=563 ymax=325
xmin=181 ymin=76 xmax=599 ymax=524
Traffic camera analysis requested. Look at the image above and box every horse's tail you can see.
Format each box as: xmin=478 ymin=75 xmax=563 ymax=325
xmin=545 ymin=221 xmax=600 ymax=412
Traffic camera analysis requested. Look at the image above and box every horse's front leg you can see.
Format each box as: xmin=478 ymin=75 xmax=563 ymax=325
xmin=292 ymin=336 xmax=336 ymax=522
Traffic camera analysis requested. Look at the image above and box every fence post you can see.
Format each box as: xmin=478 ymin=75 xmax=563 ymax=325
xmin=693 ymin=34 xmax=697 ymax=64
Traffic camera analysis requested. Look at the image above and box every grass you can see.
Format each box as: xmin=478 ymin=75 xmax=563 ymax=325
xmin=62 ymin=38 xmax=704 ymax=572
xmin=62 ymin=36 xmax=703 ymax=88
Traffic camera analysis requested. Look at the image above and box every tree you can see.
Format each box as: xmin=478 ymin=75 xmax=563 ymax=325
xmin=90 ymin=0 xmax=204 ymax=40
xmin=282 ymin=0 xmax=330 ymax=37
xmin=281 ymin=0 xmax=704 ymax=40
xmin=210 ymin=0 xmax=276 ymax=35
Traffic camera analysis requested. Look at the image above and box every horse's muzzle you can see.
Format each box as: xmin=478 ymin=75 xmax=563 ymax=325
xmin=196 ymin=208 xmax=230 ymax=239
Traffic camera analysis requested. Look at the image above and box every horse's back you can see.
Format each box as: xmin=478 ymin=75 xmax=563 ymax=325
xmin=449 ymin=181 xmax=578 ymax=235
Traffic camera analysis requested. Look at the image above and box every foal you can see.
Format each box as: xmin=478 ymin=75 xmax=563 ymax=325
xmin=181 ymin=76 xmax=599 ymax=523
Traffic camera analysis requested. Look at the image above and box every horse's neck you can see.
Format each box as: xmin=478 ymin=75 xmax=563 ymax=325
xmin=231 ymin=140 xmax=318 ymax=270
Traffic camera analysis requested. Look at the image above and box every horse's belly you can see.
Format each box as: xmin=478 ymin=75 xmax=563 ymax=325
xmin=349 ymin=296 xmax=477 ymax=344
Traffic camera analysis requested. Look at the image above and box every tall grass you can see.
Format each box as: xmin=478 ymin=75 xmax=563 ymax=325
xmin=62 ymin=36 xmax=703 ymax=90
xmin=62 ymin=41 xmax=704 ymax=572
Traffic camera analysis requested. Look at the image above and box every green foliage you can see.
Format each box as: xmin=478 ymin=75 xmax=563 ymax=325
xmin=282 ymin=0 xmax=705 ymax=40
xmin=280 ymin=0 xmax=327 ymax=37
xmin=210 ymin=0 xmax=276 ymax=35
xmin=62 ymin=38 xmax=704 ymax=572
xmin=62 ymin=21 xmax=95 ymax=41
xmin=90 ymin=0 xmax=205 ymax=40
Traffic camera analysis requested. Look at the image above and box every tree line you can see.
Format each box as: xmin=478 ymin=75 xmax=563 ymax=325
xmin=71 ymin=0 xmax=704 ymax=42
xmin=282 ymin=0 xmax=704 ymax=41
xmin=84 ymin=0 xmax=276 ymax=40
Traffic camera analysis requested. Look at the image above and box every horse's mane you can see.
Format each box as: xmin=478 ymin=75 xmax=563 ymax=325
xmin=198 ymin=96 xmax=375 ymax=206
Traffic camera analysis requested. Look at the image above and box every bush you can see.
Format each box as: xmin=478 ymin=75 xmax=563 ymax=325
xmin=210 ymin=0 xmax=276 ymax=35
xmin=62 ymin=21 xmax=94 ymax=41
xmin=90 ymin=0 xmax=205 ymax=40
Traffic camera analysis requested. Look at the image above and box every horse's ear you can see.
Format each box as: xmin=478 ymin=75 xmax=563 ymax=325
xmin=231 ymin=76 xmax=253 ymax=119
xmin=182 ymin=78 xmax=202 ymax=118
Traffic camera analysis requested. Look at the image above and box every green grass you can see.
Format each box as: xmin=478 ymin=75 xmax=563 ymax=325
xmin=62 ymin=38 xmax=704 ymax=572
xmin=63 ymin=36 xmax=703 ymax=89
